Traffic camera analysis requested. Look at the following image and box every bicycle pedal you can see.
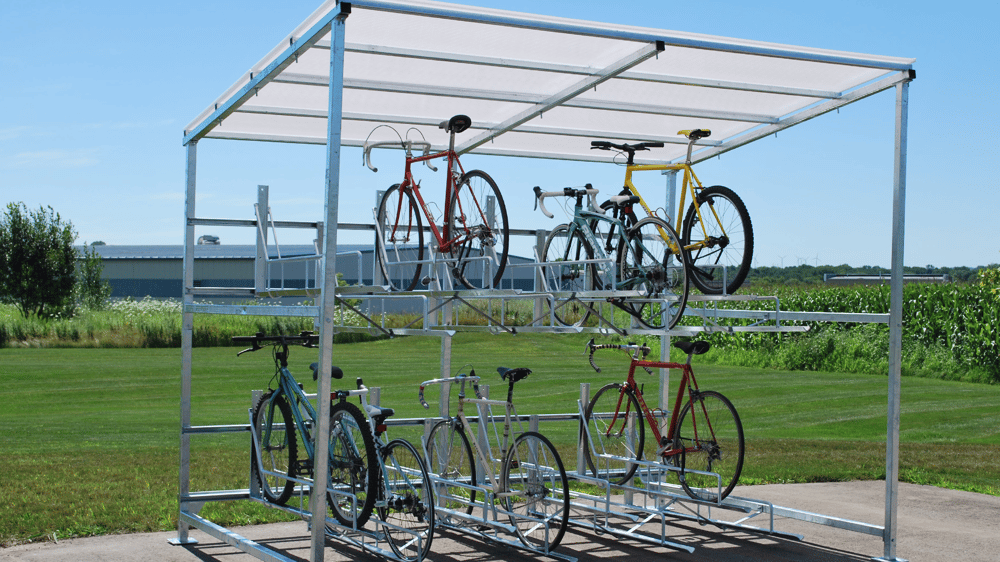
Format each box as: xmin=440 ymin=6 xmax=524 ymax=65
xmin=295 ymin=459 xmax=314 ymax=477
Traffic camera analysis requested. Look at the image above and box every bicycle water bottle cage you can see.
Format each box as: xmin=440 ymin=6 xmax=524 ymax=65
xmin=673 ymin=340 xmax=711 ymax=355
xmin=310 ymin=362 xmax=344 ymax=381
xmin=497 ymin=366 xmax=531 ymax=383
xmin=440 ymin=114 xmax=472 ymax=134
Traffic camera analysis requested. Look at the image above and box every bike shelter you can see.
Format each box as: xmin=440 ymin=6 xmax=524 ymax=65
xmin=176 ymin=1 xmax=914 ymax=561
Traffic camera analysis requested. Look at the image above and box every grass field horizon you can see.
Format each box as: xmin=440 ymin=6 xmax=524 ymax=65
xmin=2 ymin=333 xmax=998 ymax=547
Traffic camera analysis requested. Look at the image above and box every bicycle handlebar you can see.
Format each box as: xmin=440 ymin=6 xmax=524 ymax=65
xmin=233 ymin=331 xmax=318 ymax=356
xmin=363 ymin=140 xmax=437 ymax=173
xmin=590 ymin=140 xmax=665 ymax=155
xmin=533 ymin=185 xmax=600 ymax=219
xmin=418 ymin=373 xmax=482 ymax=409
xmin=585 ymin=338 xmax=652 ymax=374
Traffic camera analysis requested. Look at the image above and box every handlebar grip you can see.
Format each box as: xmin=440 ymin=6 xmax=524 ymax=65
xmin=586 ymin=338 xmax=601 ymax=373
xmin=363 ymin=144 xmax=378 ymax=173
xmin=533 ymin=186 xmax=554 ymax=219
xmin=419 ymin=385 xmax=429 ymax=409
xmin=591 ymin=141 xmax=612 ymax=150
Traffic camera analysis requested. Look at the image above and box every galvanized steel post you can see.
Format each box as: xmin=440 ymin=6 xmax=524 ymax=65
xmin=310 ymin=4 xmax=351 ymax=561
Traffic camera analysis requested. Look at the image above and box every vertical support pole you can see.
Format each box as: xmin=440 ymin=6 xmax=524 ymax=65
xmin=664 ymin=169 xmax=678 ymax=225
xmin=879 ymin=78 xmax=910 ymax=562
xmin=255 ymin=185 xmax=269 ymax=294
xmin=175 ymin=140 xmax=198 ymax=544
xmin=578 ymin=383 xmax=589 ymax=477
xmin=374 ymin=190 xmax=385 ymax=286
xmin=659 ymin=333 xmax=671 ymax=424
xmin=311 ymin=6 xmax=350 ymax=561
xmin=533 ymin=229 xmax=547 ymax=325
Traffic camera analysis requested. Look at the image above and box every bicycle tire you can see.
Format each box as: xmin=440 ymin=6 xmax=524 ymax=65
xmin=327 ymin=400 xmax=378 ymax=528
xmin=425 ymin=419 xmax=477 ymax=519
xmin=447 ymin=170 xmax=509 ymax=289
xmin=378 ymin=438 xmax=435 ymax=562
xmin=681 ymin=185 xmax=753 ymax=295
xmin=376 ymin=184 xmax=424 ymax=291
xmin=252 ymin=391 xmax=297 ymax=505
xmin=583 ymin=383 xmax=644 ymax=485
xmin=502 ymin=431 xmax=570 ymax=551
xmin=673 ymin=390 xmax=745 ymax=502
xmin=616 ymin=216 xmax=689 ymax=329
xmin=541 ymin=224 xmax=599 ymax=326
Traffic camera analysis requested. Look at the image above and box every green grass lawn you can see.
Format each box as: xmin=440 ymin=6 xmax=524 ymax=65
xmin=2 ymin=333 xmax=999 ymax=545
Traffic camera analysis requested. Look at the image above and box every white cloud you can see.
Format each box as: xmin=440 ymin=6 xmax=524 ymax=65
xmin=0 ymin=149 xmax=99 ymax=169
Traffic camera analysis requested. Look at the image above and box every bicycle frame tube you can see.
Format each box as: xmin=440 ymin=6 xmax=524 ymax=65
xmin=621 ymin=359 xmax=699 ymax=456
xmin=622 ymin=163 xmax=722 ymax=252
xmin=277 ymin=367 xmax=319 ymax=460
xmin=403 ymin=148 xmax=467 ymax=252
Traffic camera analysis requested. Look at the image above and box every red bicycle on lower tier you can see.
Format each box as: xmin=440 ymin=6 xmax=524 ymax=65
xmin=364 ymin=115 xmax=509 ymax=291
xmin=583 ymin=339 xmax=745 ymax=502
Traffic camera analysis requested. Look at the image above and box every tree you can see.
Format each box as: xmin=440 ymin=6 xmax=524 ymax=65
xmin=75 ymin=242 xmax=112 ymax=310
xmin=0 ymin=203 xmax=78 ymax=317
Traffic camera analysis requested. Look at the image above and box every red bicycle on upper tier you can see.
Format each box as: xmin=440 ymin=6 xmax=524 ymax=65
xmin=364 ymin=115 xmax=509 ymax=291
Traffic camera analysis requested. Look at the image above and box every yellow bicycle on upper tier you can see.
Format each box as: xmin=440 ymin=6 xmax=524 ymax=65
xmin=591 ymin=129 xmax=753 ymax=295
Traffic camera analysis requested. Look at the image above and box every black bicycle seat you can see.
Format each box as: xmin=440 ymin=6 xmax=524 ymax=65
xmin=673 ymin=341 xmax=711 ymax=355
xmin=310 ymin=362 xmax=344 ymax=381
xmin=498 ymin=366 xmax=531 ymax=383
xmin=440 ymin=114 xmax=472 ymax=134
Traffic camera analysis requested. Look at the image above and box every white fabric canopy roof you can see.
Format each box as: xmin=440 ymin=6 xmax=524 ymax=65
xmin=184 ymin=0 xmax=915 ymax=164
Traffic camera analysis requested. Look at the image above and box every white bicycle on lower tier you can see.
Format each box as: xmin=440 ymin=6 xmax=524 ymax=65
xmin=419 ymin=366 xmax=570 ymax=553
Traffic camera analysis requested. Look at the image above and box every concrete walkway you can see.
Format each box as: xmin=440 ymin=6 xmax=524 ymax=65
xmin=3 ymin=482 xmax=998 ymax=562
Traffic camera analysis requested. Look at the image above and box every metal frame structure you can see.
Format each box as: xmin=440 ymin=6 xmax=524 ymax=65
xmin=177 ymin=2 xmax=914 ymax=561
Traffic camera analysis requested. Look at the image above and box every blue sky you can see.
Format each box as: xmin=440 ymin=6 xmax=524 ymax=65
xmin=2 ymin=0 xmax=997 ymax=268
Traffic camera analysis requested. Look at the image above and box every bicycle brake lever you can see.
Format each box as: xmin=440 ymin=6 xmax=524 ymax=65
xmin=236 ymin=343 xmax=260 ymax=357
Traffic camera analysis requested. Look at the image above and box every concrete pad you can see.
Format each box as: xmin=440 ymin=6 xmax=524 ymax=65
xmin=2 ymin=482 xmax=997 ymax=562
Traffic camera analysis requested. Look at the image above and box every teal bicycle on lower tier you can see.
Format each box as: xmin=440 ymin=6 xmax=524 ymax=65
xmin=235 ymin=332 xmax=435 ymax=561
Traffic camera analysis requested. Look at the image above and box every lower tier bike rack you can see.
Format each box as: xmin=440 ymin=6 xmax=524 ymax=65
xmin=572 ymin=397 xmax=884 ymax=553
xmin=241 ymin=406 xmax=430 ymax=562
xmin=428 ymin=475 xmax=577 ymax=562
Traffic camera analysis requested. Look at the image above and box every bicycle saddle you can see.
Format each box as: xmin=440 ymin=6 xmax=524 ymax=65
xmin=440 ymin=114 xmax=472 ymax=134
xmin=498 ymin=366 xmax=531 ymax=383
xmin=678 ymin=129 xmax=711 ymax=141
xmin=673 ymin=340 xmax=711 ymax=355
xmin=310 ymin=362 xmax=344 ymax=381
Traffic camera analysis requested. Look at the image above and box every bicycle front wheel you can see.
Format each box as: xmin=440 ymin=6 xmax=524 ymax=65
xmin=425 ymin=419 xmax=477 ymax=519
xmin=674 ymin=390 xmax=745 ymax=502
xmin=541 ymin=224 xmax=599 ymax=326
xmin=378 ymin=439 xmax=435 ymax=562
xmin=328 ymin=401 xmax=378 ymax=528
xmin=502 ymin=432 xmax=569 ymax=551
xmin=376 ymin=183 xmax=424 ymax=291
xmin=682 ymin=185 xmax=753 ymax=295
xmin=583 ymin=384 xmax=644 ymax=485
xmin=447 ymin=170 xmax=509 ymax=289
xmin=252 ymin=391 xmax=297 ymax=505
xmin=617 ymin=216 xmax=689 ymax=329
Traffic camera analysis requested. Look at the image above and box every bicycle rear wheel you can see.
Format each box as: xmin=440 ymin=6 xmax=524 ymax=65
xmin=378 ymin=438 xmax=435 ymax=562
xmin=681 ymin=185 xmax=753 ymax=295
xmin=502 ymin=432 xmax=569 ymax=551
xmin=541 ymin=224 xmax=599 ymax=326
xmin=583 ymin=384 xmax=644 ymax=485
xmin=425 ymin=419 xmax=477 ymax=519
xmin=447 ymin=170 xmax=509 ymax=289
xmin=673 ymin=390 xmax=745 ymax=502
xmin=376 ymin=184 xmax=424 ymax=291
xmin=617 ymin=216 xmax=689 ymax=329
xmin=252 ymin=391 xmax=297 ymax=505
xmin=328 ymin=401 xmax=378 ymax=528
